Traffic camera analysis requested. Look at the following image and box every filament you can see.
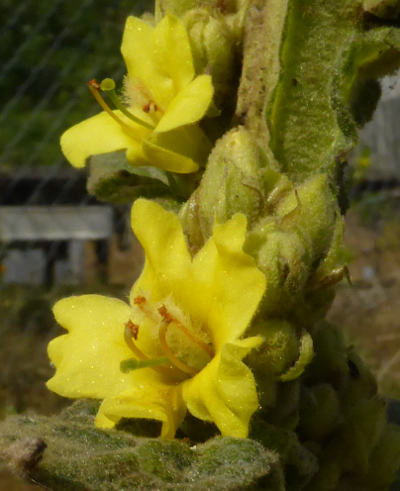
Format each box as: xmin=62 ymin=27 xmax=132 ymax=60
xmin=124 ymin=322 xmax=148 ymax=361
xmin=158 ymin=305 xmax=214 ymax=358
xmin=87 ymin=80 xmax=150 ymax=139
xmin=159 ymin=322 xmax=198 ymax=375
xmin=124 ymin=321 xmax=170 ymax=375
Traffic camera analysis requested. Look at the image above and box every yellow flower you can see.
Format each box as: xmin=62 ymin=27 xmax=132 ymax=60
xmin=60 ymin=15 xmax=214 ymax=174
xmin=47 ymin=199 xmax=266 ymax=438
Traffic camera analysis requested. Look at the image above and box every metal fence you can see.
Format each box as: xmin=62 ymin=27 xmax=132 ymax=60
xmin=0 ymin=0 xmax=146 ymax=285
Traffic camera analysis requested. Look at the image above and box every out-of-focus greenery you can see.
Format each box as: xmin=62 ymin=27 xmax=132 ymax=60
xmin=0 ymin=0 xmax=146 ymax=170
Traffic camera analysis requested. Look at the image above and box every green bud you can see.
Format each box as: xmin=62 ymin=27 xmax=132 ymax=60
xmin=246 ymin=319 xmax=299 ymax=376
xmin=267 ymin=381 xmax=301 ymax=430
xmin=365 ymin=424 xmax=400 ymax=488
xmin=275 ymin=174 xmax=338 ymax=262
xmin=180 ymin=127 xmax=269 ymax=250
xmin=305 ymin=323 xmax=350 ymax=391
xmin=299 ymin=384 xmax=340 ymax=441
xmin=184 ymin=10 xmax=236 ymax=110
xmin=311 ymin=212 xmax=346 ymax=286
xmin=245 ymin=174 xmax=342 ymax=316
xmin=245 ymin=227 xmax=309 ymax=315
xmin=341 ymin=350 xmax=378 ymax=408
xmin=341 ymin=398 xmax=386 ymax=475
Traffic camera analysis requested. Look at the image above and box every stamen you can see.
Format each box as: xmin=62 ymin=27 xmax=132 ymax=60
xmin=159 ymin=322 xmax=198 ymax=375
xmin=88 ymin=79 xmax=139 ymax=137
xmin=100 ymin=78 xmax=155 ymax=130
xmin=124 ymin=320 xmax=171 ymax=376
xmin=124 ymin=321 xmax=148 ymax=361
xmin=158 ymin=305 xmax=214 ymax=358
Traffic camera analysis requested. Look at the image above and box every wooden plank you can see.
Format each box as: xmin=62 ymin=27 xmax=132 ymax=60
xmin=0 ymin=206 xmax=113 ymax=241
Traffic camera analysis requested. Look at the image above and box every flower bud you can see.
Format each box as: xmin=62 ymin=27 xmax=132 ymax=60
xmin=180 ymin=127 xmax=269 ymax=250
xmin=184 ymin=10 xmax=237 ymax=110
xmin=299 ymin=384 xmax=340 ymax=441
xmin=341 ymin=398 xmax=386 ymax=475
xmin=246 ymin=319 xmax=299 ymax=376
xmin=366 ymin=424 xmax=400 ymax=488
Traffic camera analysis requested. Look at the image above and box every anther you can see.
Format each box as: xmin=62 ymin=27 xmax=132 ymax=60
xmin=134 ymin=296 xmax=146 ymax=305
xmin=126 ymin=320 xmax=139 ymax=340
xmin=124 ymin=322 xmax=147 ymax=360
xmin=158 ymin=305 xmax=174 ymax=324
xmin=88 ymin=79 xmax=101 ymax=90
xmin=143 ymin=102 xmax=158 ymax=113
xmin=124 ymin=321 xmax=170 ymax=375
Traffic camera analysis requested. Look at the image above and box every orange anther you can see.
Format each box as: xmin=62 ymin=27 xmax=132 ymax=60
xmin=158 ymin=305 xmax=174 ymax=324
xmin=88 ymin=79 xmax=101 ymax=90
xmin=126 ymin=320 xmax=139 ymax=340
xmin=134 ymin=296 xmax=146 ymax=305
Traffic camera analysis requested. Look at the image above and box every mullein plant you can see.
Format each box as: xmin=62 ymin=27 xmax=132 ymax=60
xmin=2 ymin=1 xmax=400 ymax=489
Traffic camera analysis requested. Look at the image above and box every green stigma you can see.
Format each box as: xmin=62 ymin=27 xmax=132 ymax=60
xmin=100 ymin=78 xmax=116 ymax=91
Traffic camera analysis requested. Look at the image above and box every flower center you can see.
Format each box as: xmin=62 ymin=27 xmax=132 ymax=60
xmin=88 ymin=78 xmax=155 ymax=133
xmin=121 ymin=295 xmax=214 ymax=379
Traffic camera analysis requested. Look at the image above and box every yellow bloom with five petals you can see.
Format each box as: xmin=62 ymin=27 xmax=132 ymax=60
xmin=60 ymin=15 xmax=214 ymax=174
xmin=47 ymin=199 xmax=266 ymax=438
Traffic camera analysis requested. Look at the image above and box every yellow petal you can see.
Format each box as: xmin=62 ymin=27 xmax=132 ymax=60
xmin=60 ymin=110 xmax=148 ymax=168
xmin=152 ymin=124 xmax=212 ymax=169
xmin=156 ymin=75 xmax=214 ymax=133
xmin=130 ymin=199 xmax=192 ymax=303
xmin=96 ymin=384 xmax=186 ymax=439
xmin=142 ymin=137 xmax=199 ymax=173
xmin=47 ymin=295 xmax=135 ymax=399
xmin=121 ymin=16 xmax=174 ymax=109
xmin=182 ymin=337 xmax=262 ymax=438
xmin=190 ymin=214 xmax=266 ymax=349
xmin=153 ymin=15 xmax=195 ymax=94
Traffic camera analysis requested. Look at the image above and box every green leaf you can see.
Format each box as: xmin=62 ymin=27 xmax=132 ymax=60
xmin=87 ymin=151 xmax=171 ymax=204
xmin=268 ymin=0 xmax=400 ymax=181
xmin=0 ymin=400 xmax=284 ymax=490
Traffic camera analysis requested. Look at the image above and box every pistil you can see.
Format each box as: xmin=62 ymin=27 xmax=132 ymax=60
xmin=87 ymin=80 xmax=154 ymax=138
xmin=124 ymin=320 xmax=171 ymax=375
xmin=100 ymin=78 xmax=155 ymax=130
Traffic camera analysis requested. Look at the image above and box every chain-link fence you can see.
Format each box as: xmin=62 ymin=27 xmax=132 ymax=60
xmin=0 ymin=1 xmax=147 ymax=437
xmin=0 ymin=0 xmax=147 ymax=287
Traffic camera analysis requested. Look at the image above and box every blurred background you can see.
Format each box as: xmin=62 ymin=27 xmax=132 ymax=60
xmin=0 ymin=0 xmax=399 ymax=487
